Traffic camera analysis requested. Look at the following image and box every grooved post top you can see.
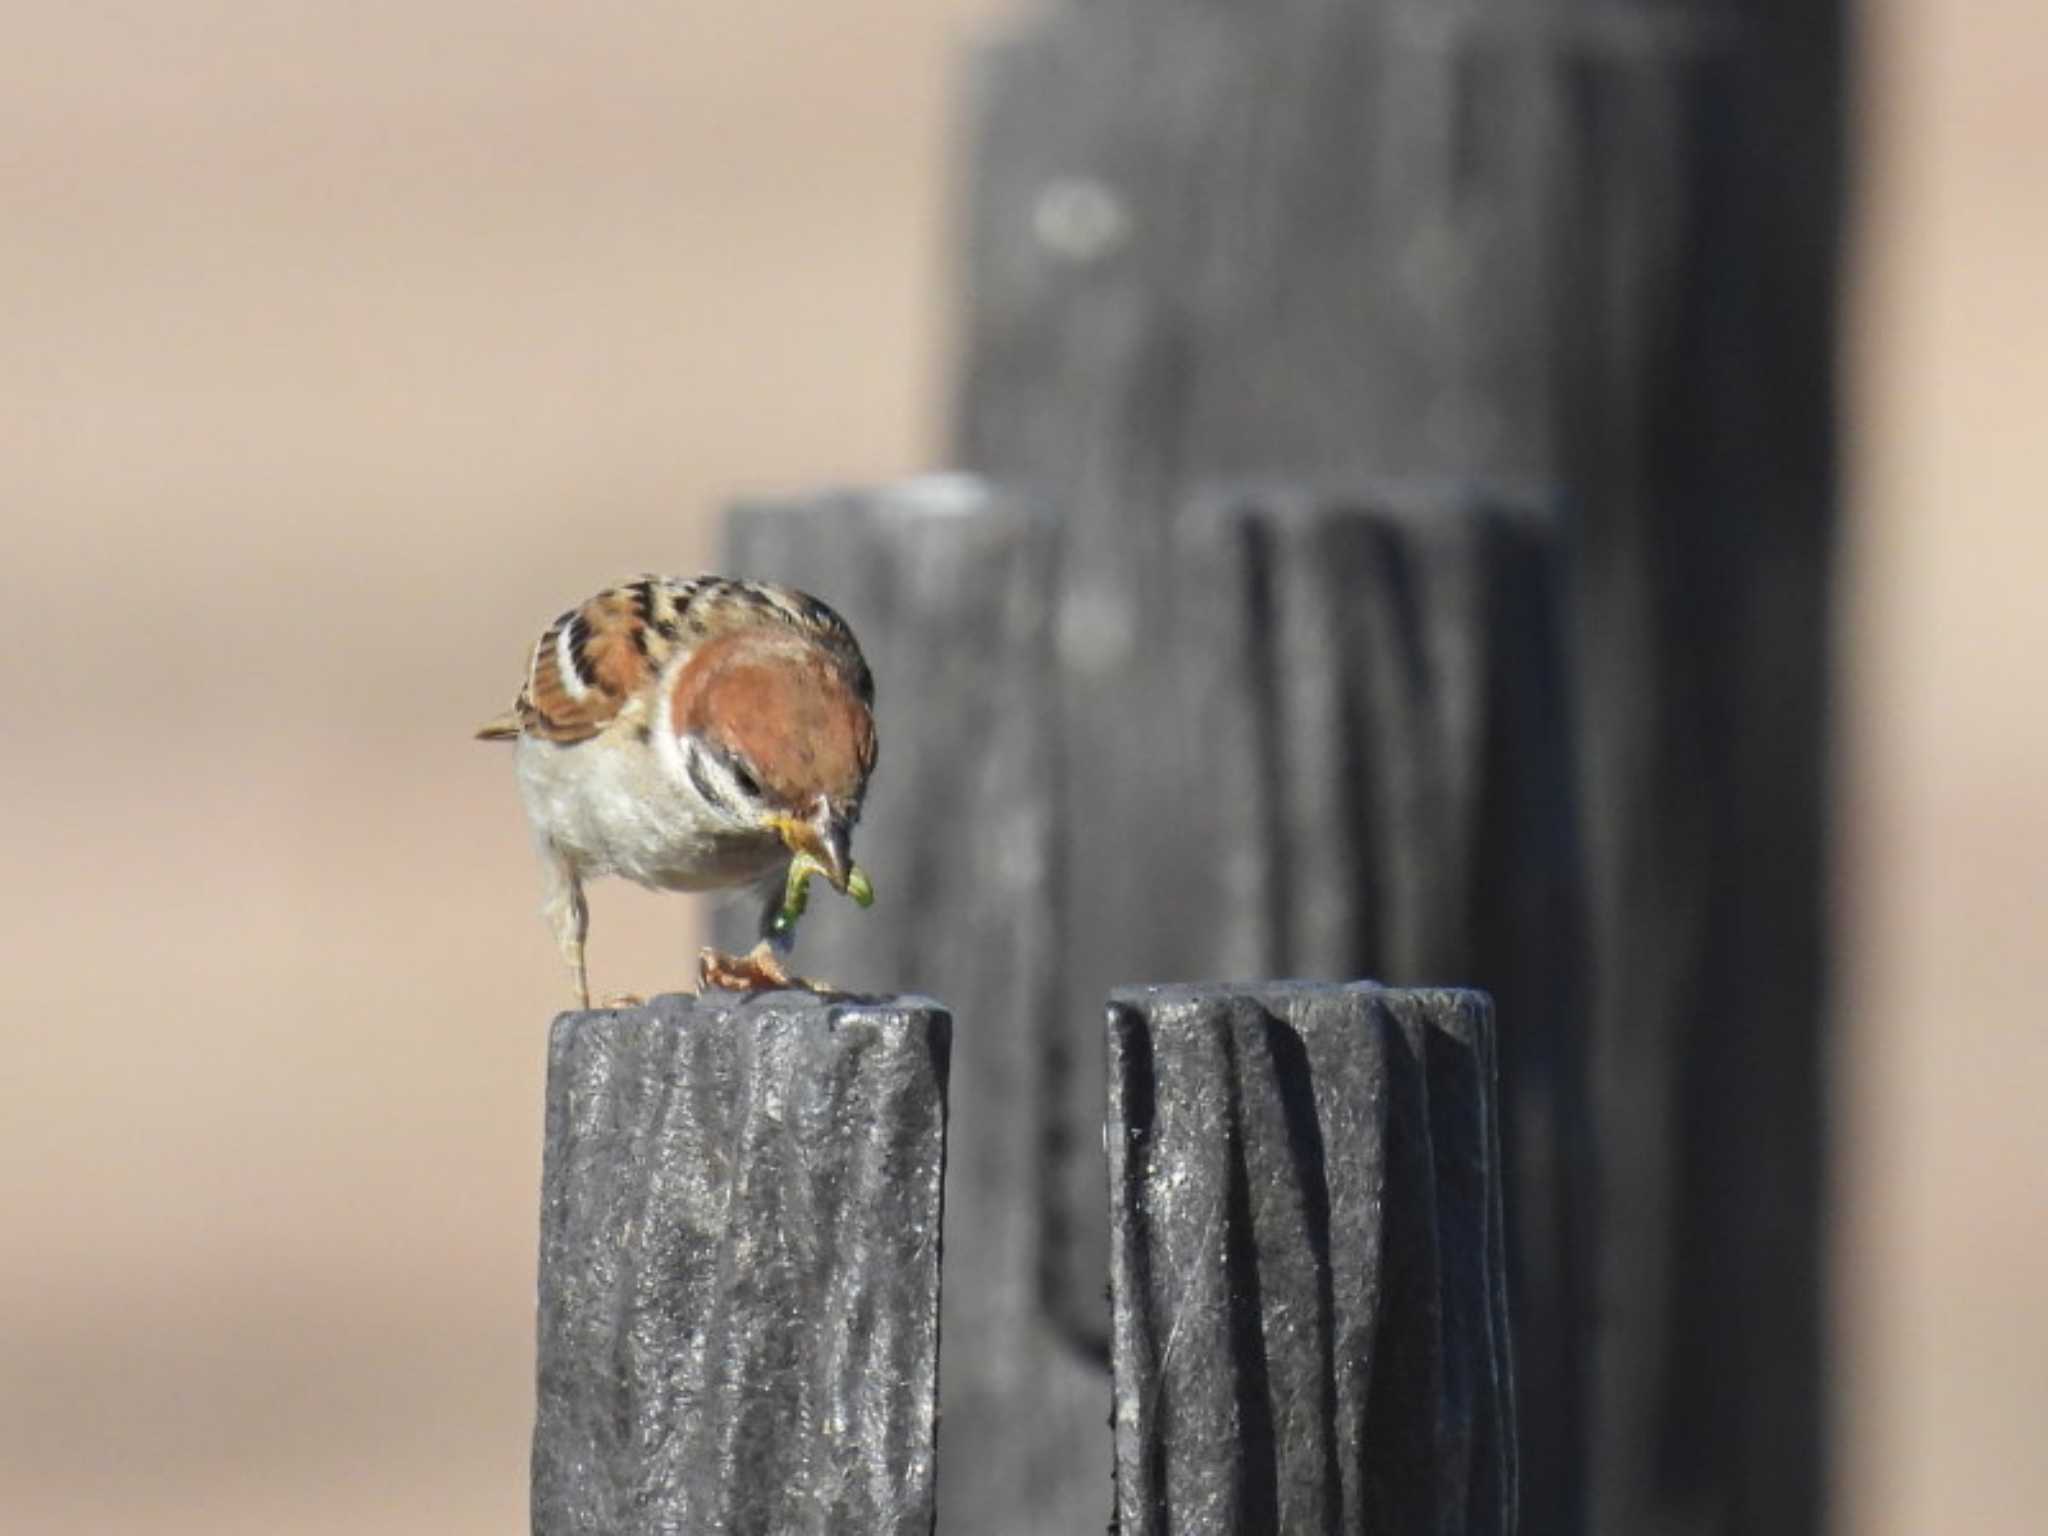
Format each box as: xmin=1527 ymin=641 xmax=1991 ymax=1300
xmin=548 ymin=988 xmax=953 ymax=1059
xmin=1108 ymin=978 xmax=1492 ymax=1043
xmin=1103 ymin=980 xmax=1514 ymax=1536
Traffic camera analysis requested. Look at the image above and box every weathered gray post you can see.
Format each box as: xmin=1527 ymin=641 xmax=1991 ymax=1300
xmin=952 ymin=0 xmax=1600 ymax=1521
xmin=1106 ymin=983 xmax=1516 ymax=1536
xmin=723 ymin=478 xmax=1563 ymax=1533
xmin=531 ymin=992 xmax=950 ymax=1536
xmin=949 ymin=0 xmax=1842 ymax=1529
xmin=721 ymin=484 xmax=1112 ymax=1534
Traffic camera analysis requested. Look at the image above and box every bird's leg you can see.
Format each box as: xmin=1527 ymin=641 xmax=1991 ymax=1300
xmin=539 ymin=849 xmax=591 ymax=1010
xmin=565 ymin=891 xmax=590 ymax=1010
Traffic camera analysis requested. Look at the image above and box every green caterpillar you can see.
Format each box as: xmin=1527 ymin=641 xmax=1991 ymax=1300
xmin=768 ymin=851 xmax=875 ymax=943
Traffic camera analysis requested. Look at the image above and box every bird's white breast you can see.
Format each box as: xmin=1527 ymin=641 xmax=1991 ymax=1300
xmin=513 ymin=731 xmax=781 ymax=893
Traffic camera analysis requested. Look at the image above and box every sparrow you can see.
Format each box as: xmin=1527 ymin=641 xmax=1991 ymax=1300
xmin=476 ymin=575 xmax=877 ymax=1006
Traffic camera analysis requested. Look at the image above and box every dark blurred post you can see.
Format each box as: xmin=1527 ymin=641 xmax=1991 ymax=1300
xmin=722 ymin=486 xmax=1111 ymax=1534
xmin=1556 ymin=7 xmax=1845 ymax=1533
xmin=726 ymin=476 xmax=1578 ymax=1532
xmin=950 ymin=3 xmax=1841 ymax=1535
xmin=954 ymin=0 xmax=1597 ymax=1526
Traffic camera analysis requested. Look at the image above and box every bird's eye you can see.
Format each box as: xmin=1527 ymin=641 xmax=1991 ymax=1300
xmin=729 ymin=761 xmax=762 ymax=799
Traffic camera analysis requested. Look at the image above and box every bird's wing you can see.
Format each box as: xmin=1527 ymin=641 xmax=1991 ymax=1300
xmin=475 ymin=574 xmax=873 ymax=746
xmin=480 ymin=576 xmax=700 ymax=744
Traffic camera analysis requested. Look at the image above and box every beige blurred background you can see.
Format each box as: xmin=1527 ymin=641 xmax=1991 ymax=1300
xmin=0 ymin=3 xmax=994 ymax=1530
xmin=0 ymin=2 xmax=2039 ymax=1532
xmin=1843 ymin=0 xmax=2048 ymax=1531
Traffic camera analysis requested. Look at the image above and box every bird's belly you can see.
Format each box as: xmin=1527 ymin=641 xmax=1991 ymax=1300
xmin=514 ymin=737 xmax=782 ymax=893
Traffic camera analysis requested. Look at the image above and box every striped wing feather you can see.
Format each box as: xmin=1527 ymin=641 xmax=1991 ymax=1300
xmin=476 ymin=575 xmax=870 ymax=746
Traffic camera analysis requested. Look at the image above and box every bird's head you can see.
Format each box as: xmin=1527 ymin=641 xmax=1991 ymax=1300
xmin=664 ymin=624 xmax=876 ymax=892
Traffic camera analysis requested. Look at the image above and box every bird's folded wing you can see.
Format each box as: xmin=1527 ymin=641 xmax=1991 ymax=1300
xmin=503 ymin=579 xmax=691 ymax=744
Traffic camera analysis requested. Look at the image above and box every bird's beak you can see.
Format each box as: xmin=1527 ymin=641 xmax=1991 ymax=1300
xmin=774 ymin=803 xmax=853 ymax=893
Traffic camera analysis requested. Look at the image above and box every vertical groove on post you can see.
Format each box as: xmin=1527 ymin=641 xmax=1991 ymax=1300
xmin=531 ymin=992 xmax=951 ymax=1536
xmin=1106 ymin=982 xmax=1515 ymax=1536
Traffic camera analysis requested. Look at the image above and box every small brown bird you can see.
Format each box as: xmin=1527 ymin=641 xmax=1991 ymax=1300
xmin=477 ymin=575 xmax=877 ymax=1006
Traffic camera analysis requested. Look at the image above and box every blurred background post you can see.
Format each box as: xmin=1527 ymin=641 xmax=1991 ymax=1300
xmin=0 ymin=2 xmax=2042 ymax=1534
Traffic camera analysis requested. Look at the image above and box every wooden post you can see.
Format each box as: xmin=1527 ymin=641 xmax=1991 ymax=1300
xmin=950 ymin=0 xmax=1842 ymax=1529
xmin=720 ymin=484 xmax=1112 ymax=1535
xmin=1105 ymin=983 xmax=1516 ymax=1535
xmin=722 ymin=476 xmax=1573 ymax=1532
xmin=530 ymin=992 xmax=950 ymax=1536
xmin=1175 ymin=487 xmax=1589 ymax=1528
xmin=952 ymin=0 xmax=1605 ymax=1519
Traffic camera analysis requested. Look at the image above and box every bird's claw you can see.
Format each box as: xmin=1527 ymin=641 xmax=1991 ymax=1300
xmin=696 ymin=942 xmax=846 ymax=997
xmin=698 ymin=942 xmax=797 ymax=995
